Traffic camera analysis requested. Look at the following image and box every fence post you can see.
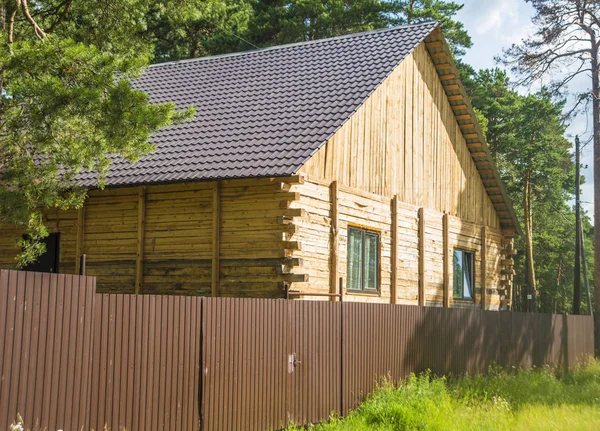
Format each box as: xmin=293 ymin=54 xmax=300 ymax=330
xmin=79 ymin=254 xmax=86 ymax=276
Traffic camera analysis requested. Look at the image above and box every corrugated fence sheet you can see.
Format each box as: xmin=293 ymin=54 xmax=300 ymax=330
xmin=0 ymin=270 xmax=202 ymax=431
xmin=0 ymin=270 xmax=595 ymax=431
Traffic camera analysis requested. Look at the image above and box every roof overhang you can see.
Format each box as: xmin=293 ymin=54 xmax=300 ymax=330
xmin=424 ymin=26 xmax=521 ymax=236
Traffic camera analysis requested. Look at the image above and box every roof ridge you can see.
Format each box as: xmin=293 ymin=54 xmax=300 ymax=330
xmin=148 ymin=21 xmax=439 ymax=69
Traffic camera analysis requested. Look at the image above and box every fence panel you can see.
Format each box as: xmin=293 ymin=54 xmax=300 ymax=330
xmin=200 ymin=298 xmax=289 ymax=431
xmin=0 ymin=271 xmax=96 ymax=430
xmin=88 ymin=293 xmax=202 ymax=431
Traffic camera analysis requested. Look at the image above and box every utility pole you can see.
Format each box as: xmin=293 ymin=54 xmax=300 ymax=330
xmin=574 ymin=135 xmax=582 ymax=315
xmin=581 ymin=222 xmax=593 ymax=316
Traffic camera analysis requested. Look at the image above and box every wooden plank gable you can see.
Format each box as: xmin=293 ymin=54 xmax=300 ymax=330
xmin=299 ymin=40 xmax=507 ymax=230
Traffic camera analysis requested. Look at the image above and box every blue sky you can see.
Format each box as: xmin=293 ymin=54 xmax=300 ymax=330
xmin=456 ymin=0 xmax=594 ymax=216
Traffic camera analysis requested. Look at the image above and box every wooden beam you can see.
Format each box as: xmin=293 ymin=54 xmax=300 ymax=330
xmin=135 ymin=186 xmax=146 ymax=294
xmin=502 ymin=229 xmax=518 ymax=238
xmin=479 ymin=169 xmax=493 ymax=175
xmin=443 ymin=213 xmax=450 ymax=308
xmin=456 ymin=114 xmax=471 ymax=120
xmin=501 ymin=259 xmax=515 ymax=266
xmin=436 ymin=63 xmax=453 ymax=71
xmin=444 ymin=84 xmax=460 ymax=91
xmin=426 ymin=40 xmax=443 ymax=48
xmin=471 ymin=151 xmax=486 ymax=158
xmin=486 ymin=186 xmax=501 ymax=192
xmin=212 ymin=181 xmax=221 ymax=297
xmin=481 ymin=226 xmax=486 ymax=310
xmin=330 ymin=181 xmax=339 ymax=301
xmin=452 ymin=104 xmax=468 ymax=111
xmin=459 ymin=123 xmax=475 ymax=130
xmin=431 ymin=51 xmax=448 ymax=59
xmin=440 ymin=73 xmax=456 ymax=80
xmin=475 ymin=161 xmax=490 ymax=167
xmin=448 ymin=94 xmax=463 ymax=101
xmin=463 ymin=133 xmax=478 ymax=139
xmin=391 ymin=196 xmax=399 ymax=305
xmin=418 ymin=208 xmax=426 ymax=306
xmin=75 ymin=203 xmax=86 ymax=274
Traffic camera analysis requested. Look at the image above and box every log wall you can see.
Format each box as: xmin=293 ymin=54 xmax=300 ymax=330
xmin=290 ymin=178 xmax=503 ymax=309
xmin=0 ymin=177 xmax=304 ymax=297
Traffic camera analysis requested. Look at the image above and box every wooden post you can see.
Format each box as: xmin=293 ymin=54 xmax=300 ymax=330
xmin=75 ymin=203 xmax=86 ymax=274
xmin=443 ymin=213 xmax=450 ymax=308
xmin=330 ymin=181 xmax=339 ymax=301
xmin=79 ymin=254 xmax=86 ymax=276
xmin=135 ymin=186 xmax=146 ymax=294
xmin=391 ymin=196 xmax=399 ymax=304
xmin=418 ymin=207 xmax=425 ymax=306
xmin=481 ymin=226 xmax=487 ymax=310
xmin=212 ymin=181 xmax=221 ymax=297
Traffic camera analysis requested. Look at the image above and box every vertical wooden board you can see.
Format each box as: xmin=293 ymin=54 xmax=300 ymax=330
xmin=443 ymin=214 xmax=450 ymax=308
xmin=413 ymin=52 xmax=423 ymax=206
xmin=391 ymin=196 xmax=399 ymax=304
xmin=404 ymin=55 xmax=414 ymax=204
xmin=418 ymin=208 xmax=426 ymax=306
xmin=330 ymin=182 xmax=339 ymax=298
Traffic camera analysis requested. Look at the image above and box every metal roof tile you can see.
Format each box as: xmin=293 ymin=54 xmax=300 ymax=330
xmin=81 ymin=22 xmax=437 ymax=187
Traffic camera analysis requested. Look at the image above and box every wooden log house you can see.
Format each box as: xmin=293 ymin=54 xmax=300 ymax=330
xmin=0 ymin=22 xmax=520 ymax=309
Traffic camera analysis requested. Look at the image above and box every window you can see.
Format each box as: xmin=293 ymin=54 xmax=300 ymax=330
xmin=453 ymin=248 xmax=474 ymax=300
xmin=347 ymin=226 xmax=379 ymax=292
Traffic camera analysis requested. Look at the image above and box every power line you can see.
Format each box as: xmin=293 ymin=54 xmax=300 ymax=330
xmin=206 ymin=19 xmax=260 ymax=50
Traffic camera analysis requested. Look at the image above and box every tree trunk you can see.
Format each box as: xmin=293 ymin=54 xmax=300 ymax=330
xmin=524 ymin=169 xmax=536 ymax=312
xmin=592 ymin=53 xmax=600 ymax=355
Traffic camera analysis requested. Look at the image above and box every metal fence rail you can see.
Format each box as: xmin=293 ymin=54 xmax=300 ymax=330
xmin=0 ymin=270 xmax=594 ymax=431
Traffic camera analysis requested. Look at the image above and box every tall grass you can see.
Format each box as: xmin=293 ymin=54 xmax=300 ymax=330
xmin=289 ymin=359 xmax=600 ymax=431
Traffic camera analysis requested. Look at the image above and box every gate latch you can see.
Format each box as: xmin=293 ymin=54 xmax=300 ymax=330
xmin=288 ymin=353 xmax=301 ymax=372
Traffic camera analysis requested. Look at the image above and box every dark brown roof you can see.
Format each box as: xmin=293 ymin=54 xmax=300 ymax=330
xmin=78 ymin=21 xmax=439 ymax=186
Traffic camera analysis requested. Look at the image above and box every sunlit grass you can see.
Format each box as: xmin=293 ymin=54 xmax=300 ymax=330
xmin=288 ymin=359 xmax=600 ymax=431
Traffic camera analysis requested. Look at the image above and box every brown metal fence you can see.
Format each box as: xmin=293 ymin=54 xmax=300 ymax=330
xmin=0 ymin=270 xmax=595 ymax=431
xmin=0 ymin=270 xmax=202 ymax=431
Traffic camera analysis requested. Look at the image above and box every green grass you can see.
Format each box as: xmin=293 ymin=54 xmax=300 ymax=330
xmin=288 ymin=360 xmax=600 ymax=431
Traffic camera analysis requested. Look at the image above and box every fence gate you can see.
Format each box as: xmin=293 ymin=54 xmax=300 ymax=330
xmin=287 ymin=300 xmax=342 ymax=426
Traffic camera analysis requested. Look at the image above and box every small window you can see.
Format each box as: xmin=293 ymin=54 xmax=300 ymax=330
xmin=453 ymin=248 xmax=474 ymax=300
xmin=347 ymin=226 xmax=379 ymax=293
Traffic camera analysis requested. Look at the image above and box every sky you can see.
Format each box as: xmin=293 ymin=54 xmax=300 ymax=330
xmin=456 ymin=0 xmax=595 ymax=216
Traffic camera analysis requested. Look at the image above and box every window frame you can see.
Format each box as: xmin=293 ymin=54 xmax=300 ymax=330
xmin=346 ymin=225 xmax=381 ymax=294
xmin=452 ymin=248 xmax=475 ymax=301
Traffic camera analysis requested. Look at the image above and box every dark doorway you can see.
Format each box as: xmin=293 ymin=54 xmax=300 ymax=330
xmin=24 ymin=233 xmax=60 ymax=273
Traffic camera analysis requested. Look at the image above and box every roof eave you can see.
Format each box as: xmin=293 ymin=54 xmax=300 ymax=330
xmin=423 ymin=28 xmax=522 ymax=237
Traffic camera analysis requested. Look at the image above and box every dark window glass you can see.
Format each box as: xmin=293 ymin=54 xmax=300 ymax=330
xmin=453 ymin=248 xmax=474 ymax=300
xmin=347 ymin=227 xmax=379 ymax=292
